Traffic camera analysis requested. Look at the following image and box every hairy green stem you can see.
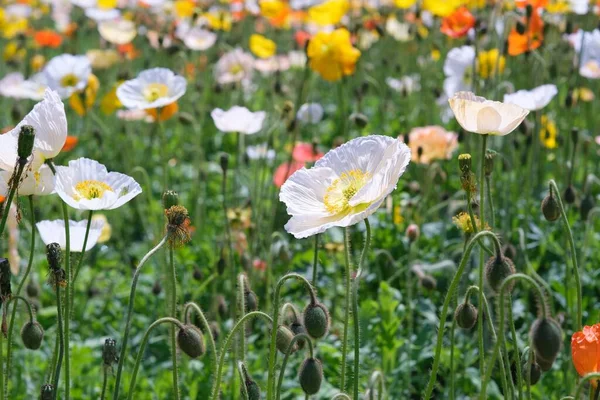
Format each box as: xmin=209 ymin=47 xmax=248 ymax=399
xmin=477 ymin=134 xmax=488 ymax=378
xmin=168 ymin=247 xmax=180 ymax=400
xmin=52 ymin=283 xmax=64 ymax=400
xmin=353 ymin=219 xmax=371 ymax=400
xmin=341 ymin=227 xmax=351 ymax=392
xmin=312 ymin=234 xmax=319 ymax=286
xmin=276 ymin=333 xmax=314 ymax=400
xmin=60 ymin=200 xmax=71 ymax=400
xmin=183 ymin=302 xmax=218 ymax=370
xmin=72 ymin=211 xmax=94 ymax=285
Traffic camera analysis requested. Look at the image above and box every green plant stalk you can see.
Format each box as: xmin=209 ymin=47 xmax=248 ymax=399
xmin=312 ymin=234 xmax=319 ymax=286
xmin=405 ymin=236 xmax=413 ymax=397
xmin=423 ymin=230 xmax=502 ymax=399
xmin=449 ymin=317 xmax=456 ymax=400
xmin=266 ymin=273 xmax=317 ymax=400
xmin=127 ymin=317 xmax=185 ymax=400
xmin=52 ymin=283 xmax=64 ymax=400
xmin=485 ymin=176 xmax=495 ymax=229
xmin=112 ymin=235 xmax=169 ymax=400
xmin=71 ymin=210 xmax=94 ymax=285
xmin=341 ymin=227 xmax=352 ymax=392
xmin=60 ymin=200 xmax=71 ymax=400
xmin=168 ymin=247 xmax=180 ymax=400
xmin=237 ymin=362 xmax=249 ymax=400
xmin=549 ymin=180 xmax=582 ymax=331
xmin=0 ymin=161 xmax=25 ymax=238
xmin=368 ymin=370 xmax=385 ymax=400
xmin=5 ymin=196 xmax=35 ymax=397
xmin=238 ymin=274 xmax=247 ymax=362
xmin=477 ymin=134 xmax=488 ymax=378
xmin=275 ymin=333 xmax=314 ymax=400
xmin=211 ymin=311 xmax=273 ymax=400
xmin=480 ymin=274 xmax=547 ymax=398
xmin=100 ymin=367 xmax=108 ymax=400
xmin=508 ymin=295 xmax=523 ymax=400
xmin=353 ymin=219 xmax=371 ymax=400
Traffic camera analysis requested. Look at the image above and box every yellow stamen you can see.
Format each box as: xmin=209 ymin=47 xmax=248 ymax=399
xmin=74 ymin=180 xmax=113 ymax=200
xmin=60 ymin=73 xmax=79 ymax=88
xmin=323 ymin=169 xmax=370 ymax=215
xmin=143 ymin=83 xmax=169 ymax=102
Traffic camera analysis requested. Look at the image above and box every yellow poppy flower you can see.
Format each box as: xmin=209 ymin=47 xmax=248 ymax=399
xmin=540 ymin=115 xmax=557 ymax=149
xmin=394 ymin=0 xmax=416 ymax=8
xmin=69 ymin=75 xmax=100 ymax=116
xmin=100 ymin=82 xmax=123 ymax=115
xmin=308 ymin=0 xmax=349 ymax=26
xmin=249 ymin=34 xmax=276 ymax=59
xmin=477 ymin=49 xmax=505 ymax=79
xmin=174 ymin=0 xmax=196 ymax=19
xmin=98 ymin=0 xmax=118 ymax=8
xmin=2 ymin=17 xmax=28 ymax=39
xmin=3 ymin=41 xmax=25 ymax=62
xmin=31 ymin=54 xmax=46 ymax=72
xmin=422 ymin=0 xmax=463 ymax=17
xmin=307 ymin=28 xmax=360 ymax=81
xmin=203 ymin=11 xmax=232 ymax=31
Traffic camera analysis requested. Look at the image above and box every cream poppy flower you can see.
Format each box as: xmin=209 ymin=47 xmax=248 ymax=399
xmin=54 ymin=158 xmax=142 ymax=211
xmin=180 ymin=28 xmax=217 ymax=51
xmin=448 ymin=92 xmax=529 ymax=136
xmin=36 ymin=219 xmax=105 ymax=252
xmin=116 ymin=68 xmax=187 ymax=110
xmin=0 ymin=165 xmax=55 ymax=197
xmin=43 ymin=54 xmax=91 ymax=99
xmin=98 ymin=19 xmax=137 ymax=45
xmin=503 ymin=84 xmax=558 ymax=111
xmin=0 ymin=89 xmax=67 ymax=171
xmin=211 ymin=106 xmax=266 ymax=134
xmin=214 ymin=48 xmax=255 ymax=85
xmin=280 ymin=135 xmax=411 ymax=239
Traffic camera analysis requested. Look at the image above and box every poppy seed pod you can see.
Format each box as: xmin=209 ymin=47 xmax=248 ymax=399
xmin=349 ymin=112 xmax=369 ymax=128
xmin=580 ymin=193 xmax=595 ymax=220
xmin=485 ymin=255 xmax=516 ymax=293
xmin=46 ymin=243 xmax=62 ymax=271
xmin=177 ymin=325 xmax=205 ymax=358
xmin=530 ymin=318 xmax=562 ymax=368
xmin=299 ymin=357 xmax=323 ymax=395
xmin=290 ymin=321 xmax=308 ymax=350
xmin=484 ymin=150 xmax=496 ymax=177
xmin=40 ymin=384 xmax=54 ymax=400
xmin=17 ymin=125 xmax=35 ymax=161
xmin=454 ymin=302 xmax=478 ymax=330
xmin=276 ymin=325 xmax=298 ymax=354
xmin=162 ymin=190 xmax=179 ymax=210
xmin=244 ymin=290 xmax=258 ymax=313
xmin=523 ymin=360 xmax=542 ymax=385
xmin=243 ymin=379 xmax=261 ymax=400
xmin=541 ymin=194 xmax=560 ymax=222
xmin=20 ymin=320 xmax=44 ymax=350
xmin=420 ymin=275 xmax=437 ymax=290
xmin=564 ymin=185 xmax=576 ymax=205
xmin=102 ymin=338 xmax=118 ymax=366
xmin=303 ymin=302 xmax=330 ymax=339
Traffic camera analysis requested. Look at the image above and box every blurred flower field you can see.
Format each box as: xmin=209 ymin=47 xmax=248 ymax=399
xmin=0 ymin=0 xmax=600 ymax=399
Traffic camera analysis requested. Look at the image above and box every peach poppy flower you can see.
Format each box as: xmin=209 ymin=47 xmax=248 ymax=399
xmin=440 ymin=7 xmax=475 ymax=39
xmin=508 ymin=9 xmax=544 ymax=56
xmin=292 ymin=142 xmax=324 ymax=163
xmin=406 ymin=126 xmax=458 ymax=164
xmin=295 ymin=31 xmax=311 ymax=48
xmin=572 ymin=323 xmax=600 ymax=380
xmin=62 ymin=136 xmax=78 ymax=152
xmin=274 ymin=161 xmax=304 ymax=187
xmin=34 ymin=30 xmax=63 ymax=48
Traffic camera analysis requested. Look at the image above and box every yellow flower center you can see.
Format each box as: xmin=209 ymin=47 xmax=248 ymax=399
xmin=323 ymin=169 xmax=370 ymax=215
xmin=229 ymin=63 xmax=243 ymax=75
xmin=143 ymin=83 xmax=169 ymax=102
xmin=60 ymin=73 xmax=79 ymax=88
xmin=74 ymin=180 xmax=114 ymax=200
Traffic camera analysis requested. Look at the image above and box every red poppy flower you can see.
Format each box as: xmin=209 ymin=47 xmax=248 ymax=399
xmin=34 ymin=30 xmax=63 ymax=48
xmin=62 ymin=136 xmax=78 ymax=152
xmin=273 ymin=161 xmax=304 ymax=188
xmin=440 ymin=7 xmax=475 ymax=39
xmin=292 ymin=142 xmax=323 ymax=163
xmin=572 ymin=323 xmax=600 ymax=380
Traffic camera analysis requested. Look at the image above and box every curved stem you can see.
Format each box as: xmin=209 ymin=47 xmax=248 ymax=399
xmin=481 ymin=274 xmax=547 ymax=397
xmin=183 ymin=302 xmax=218 ymax=371
xmin=332 ymin=394 xmax=351 ymax=400
xmin=353 ymin=219 xmax=371 ymax=400
xmin=341 ymin=227 xmax=351 ymax=392
xmin=5 ymin=195 xmax=35 ymax=397
xmin=549 ymin=180 xmax=582 ymax=330
xmin=422 ymin=230 xmax=501 ymax=399
xmin=275 ymin=333 xmax=314 ymax=400
xmin=126 ymin=317 xmax=185 ymax=400
xmin=4 ymin=296 xmax=34 ymax=322
xmin=574 ymin=373 xmax=600 ymax=399
xmin=112 ymin=235 xmax=169 ymax=400
xmin=52 ymin=284 xmax=64 ymax=400
xmin=266 ymin=274 xmax=317 ymax=400
xmin=478 ymin=134 xmax=488 ymax=378
xmin=72 ymin=210 xmax=94 ymax=285
xmin=168 ymin=247 xmax=180 ymax=400
xmin=368 ymin=370 xmax=385 ymax=400
xmin=280 ymin=303 xmax=300 ymax=323
xmin=211 ymin=311 xmax=273 ymax=400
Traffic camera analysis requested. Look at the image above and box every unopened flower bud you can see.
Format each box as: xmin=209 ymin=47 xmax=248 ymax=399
xmin=580 ymin=193 xmax=595 ymax=220
xmin=244 ymin=290 xmax=258 ymax=312
xmin=455 ymin=302 xmax=478 ymax=329
xmin=20 ymin=320 xmax=44 ymax=350
xmin=210 ymin=321 xmax=220 ymax=342
xmin=303 ymin=301 xmax=330 ymax=339
xmin=0 ymin=258 xmax=11 ymax=298
xmin=102 ymin=338 xmax=118 ymax=366
xmin=26 ymin=280 xmax=39 ymax=298
xmin=219 ymin=153 xmax=229 ymax=173
xmin=152 ymin=280 xmax=162 ymax=295
xmin=17 ymin=125 xmax=35 ymax=161
xmin=298 ymin=357 xmax=323 ymax=395
xmin=193 ymin=267 xmax=203 ymax=281
xmin=420 ymin=274 xmax=437 ymax=290
xmin=406 ymin=224 xmax=419 ymax=243
xmin=177 ymin=324 xmax=206 ymax=358
xmin=530 ymin=318 xmax=562 ymax=370
xmin=290 ymin=321 xmax=307 ymax=350
xmin=564 ymin=185 xmax=576 ymax=204
xmin=276 ymin=325 xmax=297 ymax=354
xmin=243 ymin=378 xmax=261 ymax=400
xmin=350 ymin=113 xmax=369 ymax=128
xmin=162 ymin=190 xmax=179 ymax=210
xmin=541 ymin=194 xmax=560 ymax=222
xmin=484 ymin=150 xmax=496 ymax=176
xmin=178 ymin=112 xmax=195 ymax=126
xmin=485 ymin=255 xmax=516 ymax=293
xmin=217 ymin=295 xmax=228 ymax=319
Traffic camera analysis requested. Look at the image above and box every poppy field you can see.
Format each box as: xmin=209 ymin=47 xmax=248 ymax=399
xmin=1 ymin=0 xmax=600 ymax=399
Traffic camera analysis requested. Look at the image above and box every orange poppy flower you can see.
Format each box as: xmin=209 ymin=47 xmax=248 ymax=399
xmin=0 ymin=196 xmax=5 ymax=204
xmin=117 ymin=43 xmax=140 ymax=60
xmin=572 ymin=323 xmax=600 ymax=380
xmin=294 ymin=30 xmax=311 ymax=48
xmin=441 ymin=7 xmax=475 ymax=39
xmin=34 ymin=30 xmax=63 ymax=48
xmin=146 ymin=102 xmax=179 ymax=122
xmin=62 ymin=136 xmax=78 ymax=152
xmin=515 ymin=0 xmax=548 ymax=8
xmin=507 ymin=10 xmax=544 ymax=56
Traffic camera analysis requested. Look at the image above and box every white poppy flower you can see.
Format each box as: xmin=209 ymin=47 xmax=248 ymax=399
xmin=503 ymin=84 xmax=558 ymax=111
xmin=0 ymin=165 xmax=55 ymax=197
xmin=448 ymin=91 xmax=529 ymax=136
xmin=179 ymin=27 xmax=217 ymax=51
xmin=98 ymin=19 xmax=137 ymax=45
xmin=214 ymin=48 xmax=255 ymax=85
xmin=54 ymin=158 xmax=142 ymax=211
xmin=85 ymin=7 xmax=120 ymax=22
xmin=0 ymin=73 xmax=46 ymax=100
xmin=386 ymin=75 xmax=421 ymax=94
xmin=43 ymin=54 xmax=91 ymax=99
xmin=385 ymin=16 xmax=411 ymax=41
xmin=36 ymin=219 xmax=105 ymax=252
xmin=211 ymin=106 xmax=266 ymax=134
xmin=280 ymin=135 xmax=411 ymax=239
xmin=116 ymin=68 xmax=187 ymax=110
xmin=297 ymin=103 xmax=324 ymax=124
xmin=443 ymin=46 xmax=475 ymax=98
xmin=0 ymin=89 xmax=67 ymax=171
xmin=246 ymin=144 xmax=275 ymax=160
